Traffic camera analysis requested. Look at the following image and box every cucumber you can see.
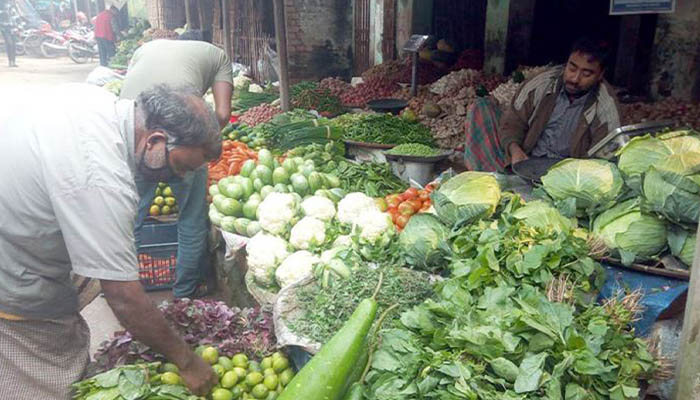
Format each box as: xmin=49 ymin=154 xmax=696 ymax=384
xmin=278 ymin=298 xmax=378 ymax=400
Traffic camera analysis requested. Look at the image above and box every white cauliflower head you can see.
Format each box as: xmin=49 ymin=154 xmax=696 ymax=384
xmin=275 ymin=250 xmax=319 ymax=288
xmin=355 ymin=210 xmax=394 ymax=243
xmin=337 ymin=192 xmax=379 ymax=225
xmin=289 ymin=216 xmax=326 ymax=250
xmin=257 ymin=193 xmax=298 ymax=235
xmin=246 ymin=232 xmax=290 ymax=287
xmin=333 ymin=235 xmax=353 ymax=248
xmin=301 ymin=196 xmax=336 ymax=221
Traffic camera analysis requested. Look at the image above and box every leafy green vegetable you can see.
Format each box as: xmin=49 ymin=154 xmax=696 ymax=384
xmin=512 ymin=200 xmax=575 ymax=233
xmin=592 ymin=198 xmax=668 ymax=265
xmin=541 ymin=159 xmax=623 ymax=216
xmin=333 ymin=160 xmax=408 ymax=198
xmin=398 ymin=214 xmax=451 ymax=273
xmin=431 ymin=172 xmax=501 ymax=228
xmin=286 ymin=265 xmax=434 ymax=344
xmin=642 ymin=167 xmax=700 ymax=226
xmin=668 ymin=227 xmax=697 ymax=266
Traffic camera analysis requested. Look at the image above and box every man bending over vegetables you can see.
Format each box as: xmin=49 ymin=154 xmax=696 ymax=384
xmin=464 ymin=38 xmax=621 ymax=171
xmin=0 ymin=84 xmax=220 ymax=399
xmin=120 ymin=30 xmax=233 ymax=299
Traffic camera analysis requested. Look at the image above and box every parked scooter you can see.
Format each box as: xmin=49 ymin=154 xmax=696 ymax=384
xmin=39 ymin=28 xmax=69 ymax=58
xmin=66 ymin=28 xmax=97 ymax=64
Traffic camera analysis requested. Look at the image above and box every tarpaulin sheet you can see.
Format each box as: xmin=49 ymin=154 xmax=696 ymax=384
xmin=599 ymin=263 xmax=687 ymax=337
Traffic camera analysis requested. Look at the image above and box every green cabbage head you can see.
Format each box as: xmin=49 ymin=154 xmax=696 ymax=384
xmin=668 ymin=228 xmax=697 ymax=267
xmin=512 ymin=200 xmax=574 ymax=233
xmin=541 ymin=158 xmax=623 ymax=213
xmin=431 ymin=172 xmax=501 ymax=228
xmin=642 ymin=167 xmax=700 ymax=225
xmin=617 ymin=130 xmax=700 ymax=189
xmin=399 ymin=214 xmax=451 ymax=272
xmin=592 ymin=199 xmax=668 ymax=265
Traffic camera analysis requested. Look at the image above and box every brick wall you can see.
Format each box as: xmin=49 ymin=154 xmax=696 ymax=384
xmin=283 ymin=0 xmax=353 ymax=82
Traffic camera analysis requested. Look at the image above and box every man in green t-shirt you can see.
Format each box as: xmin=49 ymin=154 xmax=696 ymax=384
xmin=121 ymin=34 xmax=234 ymax=298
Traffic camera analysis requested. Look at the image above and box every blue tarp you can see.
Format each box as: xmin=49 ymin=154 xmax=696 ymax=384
xmin=599 ymin=263 xmax=688 ymax=337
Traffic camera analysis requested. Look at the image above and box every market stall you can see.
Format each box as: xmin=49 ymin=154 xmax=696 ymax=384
xmin=78 ymin=46 xmax=700 ymax=399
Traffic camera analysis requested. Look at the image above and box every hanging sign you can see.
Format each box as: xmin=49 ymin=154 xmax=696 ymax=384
xmin=610 ymin=0 xmax=675 ymax=15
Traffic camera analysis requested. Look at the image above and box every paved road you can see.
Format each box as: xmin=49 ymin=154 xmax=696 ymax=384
xmin=0 ymin=54 xmax=97 ymax=112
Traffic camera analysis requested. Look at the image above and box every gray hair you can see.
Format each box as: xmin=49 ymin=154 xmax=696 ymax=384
xmin=137 ymin=84 xmax=222 ymax=160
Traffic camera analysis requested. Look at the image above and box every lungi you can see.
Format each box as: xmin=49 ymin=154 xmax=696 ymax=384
xmin=0 ymin=314 xmax=90 ymax=399
xmin=464 ymin=97 xmax=507 ymax=172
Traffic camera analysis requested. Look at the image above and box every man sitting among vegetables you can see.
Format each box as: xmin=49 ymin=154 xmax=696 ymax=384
xmin=501 ymin=38 xmax=621 ymax=164
xmin=120 ymin=30 xmax=234 ymax=299
xmin=464 ymin=38 xmax=621 ymax=170
xmin=0 ymin=84 xmax=220 ymax=398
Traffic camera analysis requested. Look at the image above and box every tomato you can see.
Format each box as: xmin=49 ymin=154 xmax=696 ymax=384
xmin=421 ymin=199 xmax=431 ymax=211
xmin=396 ymin=215 xmax=410 ymax=229
xmin=404 ymin=187 xmax=419 ymax=199
xmin=418 ymin=190 xmax=430 ymax=201
xmin=386 ymin=194 xmax=401 ymax=208
xmin=425 ymin=183 xmax=437 ymax=192
xmin=407 ymin=199 xmax=423 ymax=213
xmin=398 ymin=201 xmax=416 ymax=216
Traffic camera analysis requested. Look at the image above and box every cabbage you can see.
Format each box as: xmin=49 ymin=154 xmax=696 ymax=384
xmin=642 ymin=167 xmax=700 ymax=225
xmin=541 ymin=158 xmax=623 ymax=214
xmin=512 ymin=200 xmax=574 ymax=233
xmin=668 ymin=228 xmax=697 ymax=266
xmin=399 ymin=214 xmax=451 ymax=272
xmin=617 ymin=130 xmax=700 ymax=189
xmin=592 ymin=199 xmax=668 ymax=265
xmin=431 ymin=172 xmax=501 ymax=227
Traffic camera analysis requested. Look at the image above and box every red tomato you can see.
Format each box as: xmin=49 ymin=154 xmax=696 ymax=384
xmin=398 ymin=201 xmax=416 ymax=216
xmin=404 ymin=187 xmax=419 ymax=199
xmin=386 ymin=195 xmax=402 ymax=209
xmin=418 ymin=191 xmax=430 ymax=201
xmin=407 ymin=199 xmax=423 ymax=212
xmin=396 ymin=215 xmax=410 ymax=229
xmin=421 ymin=199 xmax=431 ymax=211
xmin=375 ymin=198 xmax=388 ymax=212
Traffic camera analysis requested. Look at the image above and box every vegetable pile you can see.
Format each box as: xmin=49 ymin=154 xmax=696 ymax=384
xmin=382 ymin=186 xmax=434 ymax=230
xmin=209 ymin=148 xmax=343 ymax=238
xmin=239 ymin=104 xmax=282 ymax=127
xmin=148 ymin=182 xmax=178 ymax=217
xmin=385 ymin=143 xmax=441 ymax=157
xmin=334 ymin=160 xmax=408 ymax=198
xmin=539 ymin=129 xmax=699 ymax=266
xmin=208 ymin=140 xmax=258 ymax=186
xmin=94 ymin=300 xmax=275 ymax=372
xmin=292 ymin=87 xmax=344 ymax=117
xmin=76 ymin=348 xmax=295 ymax=400
xmin=332 ymin=113 xmax=434 ymax=146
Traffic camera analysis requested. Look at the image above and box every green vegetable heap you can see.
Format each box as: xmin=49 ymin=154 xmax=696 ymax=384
xmin=288 ymin=265 xmax=434 ymax=344
xmin=362 ymin=192 xmax=658 ymax=400
xmin=386 ymin=143 xmax=441 ymax=157
xmin=333 ymin=113 xmax=435 ymax=146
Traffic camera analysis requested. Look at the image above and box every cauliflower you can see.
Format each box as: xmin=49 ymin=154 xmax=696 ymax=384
xmin=337 ymin=192 xmax=379 ymax=225
xmin=355 ymin=210 xmax=394 ymax=243
xmin=275 ymin=250 xmax=319 ymax=288
xmin=333 ymin=235 xmax=353 ymax=248
xmin=289 ymin=216 xmax=326 ymax=250
xmin=246 ymin=232 xmax=290 ymax=287
xmin=248 ymin=83 xmax=264 ymax=93
xmin=257 ymin=193 xmax=298 ymax=235
xmin=233 ymin=74 xmax=252 ymax=89
xmin=301 ymin=196 xmax=336 ymax=221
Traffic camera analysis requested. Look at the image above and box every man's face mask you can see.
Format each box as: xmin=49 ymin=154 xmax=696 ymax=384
xmin=137 ymin=136 xmax=178 ymax=183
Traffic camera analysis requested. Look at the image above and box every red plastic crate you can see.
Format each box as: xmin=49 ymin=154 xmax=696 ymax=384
xmin=138 ymin=244 xmax=177 ymax=291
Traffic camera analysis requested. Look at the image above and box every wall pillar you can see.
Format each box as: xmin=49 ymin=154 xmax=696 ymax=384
xmin=649 ymin=1 xmax=700 ymax=101
xmin=483 ymin=0 xmax=511 ymax=74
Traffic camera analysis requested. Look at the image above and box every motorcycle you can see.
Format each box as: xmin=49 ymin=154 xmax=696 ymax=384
xmin=66 ymin=28 xmax=97 ymax=64
xmin=38 ymin=28 xmax=69 ymax=58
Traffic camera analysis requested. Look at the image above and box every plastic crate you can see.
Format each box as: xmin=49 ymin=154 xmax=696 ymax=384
xmin=137 ymin=222 xmax=178 ymax=291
